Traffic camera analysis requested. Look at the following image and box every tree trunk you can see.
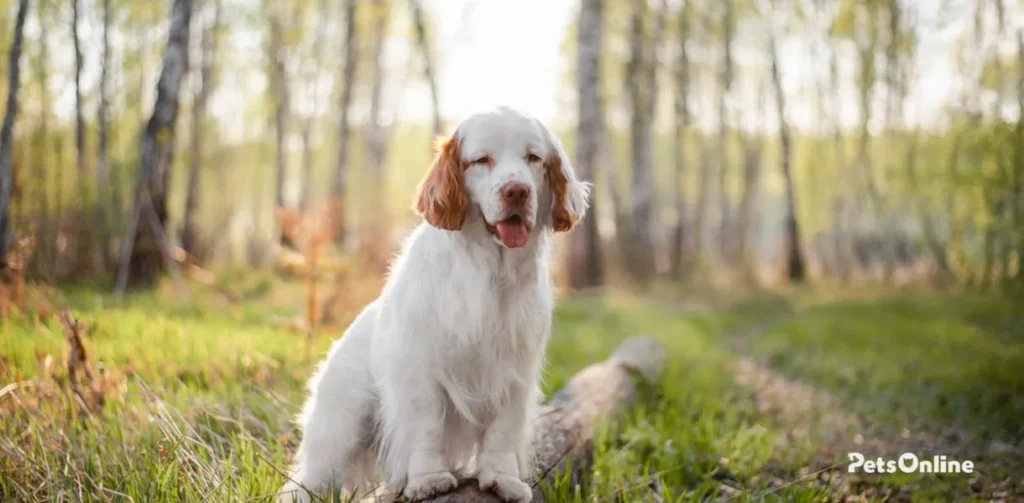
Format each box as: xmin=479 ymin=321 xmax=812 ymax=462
xmin=693 ymin=138 xmax=711 ymax=265
xmin=299 ymin=0 xmax=328 ymax=213
xmin=361 ymin=0 xmax=392 ymax=263
xmin=889 ymin=2 xmax=950 ymax=284
xmin=829 ymin=38 xmax=851 ymax=281
xmin=94 ymin=0 xmax=111 ymax=271
xmin=71 ymin=0 xmax=85 ymax=192
xmin=417 ymin=337 xmax=666 ymax=503
xmin=270 ymin=9 xmax=291 ymax=245
xmin=409 ymin=0 xmax=442 ymax=137
xmin=34 ymin=0 xmax=55 ymax=279
xmin=566 ymin=0 xmax=605 ymax=290
xmin=299 ymin=118 xmax=314 ymax=213
xmin=980 ymin=227 xmax=995 ymax=290
xmin=0 ymin=0 xmax=29 ymax=263
xmin=598 ymin=121 xmax=623 ymax=229
xmin=717 ymin=0 xmax=735 ymax=263
xmin=692 ymin=6 xmax=714 ymax=266
xmin=903 ymin=130 xmax=951 ymax=283
xmin=735 ymin=77 xmax=769 ymax=282
xmin=770 ymin=31 xmax=805 ymax=282
xmin=1015 ymin=29 xmax=1024 ymax=281
xmin=182 ymin=0 xmax=221 ymax=260
xmin=622 ymin=0 xmax=664 ymax=286
xmin=878 ymin=0 xmax=908 ymax=283
xmin=669 ymin=2 xmax=691 ymax=279
xmin=735 ymin=136 xmax=763 ymax=281
xmin=990 ymin=0 xmax=1012 ymax=284
xmin=855 ymin=5 xmax=879 ymax=279
xmin=114 ymin=0 xmax=193 ymax=293
xmin=331 ymin=0 xmax=358 ymax=244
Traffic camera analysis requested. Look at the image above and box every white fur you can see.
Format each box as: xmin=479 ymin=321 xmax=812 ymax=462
xmin=278 ymin=107 xmax=589 ymax=503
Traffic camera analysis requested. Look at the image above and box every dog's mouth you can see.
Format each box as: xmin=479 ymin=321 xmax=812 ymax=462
xmin=486 ymin=213 xmax=530 ymax=249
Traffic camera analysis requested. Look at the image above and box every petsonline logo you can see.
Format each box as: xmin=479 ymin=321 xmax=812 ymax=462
xmin=847 ymin=453 xmax=975 ymax=474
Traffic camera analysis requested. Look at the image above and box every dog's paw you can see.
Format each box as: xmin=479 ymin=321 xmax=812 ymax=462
xmin=478 ymin=472 xmax=532 ymax=503
xmin=403 ymin=471 xmax=458 ymax=501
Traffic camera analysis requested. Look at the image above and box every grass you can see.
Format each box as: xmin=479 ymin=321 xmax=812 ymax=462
xmin=1 ymin=277 xmax=1021 ymax=502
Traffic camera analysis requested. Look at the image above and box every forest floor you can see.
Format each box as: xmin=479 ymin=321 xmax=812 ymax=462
xmin=0 ymin=273 xmax=1022 ymax=502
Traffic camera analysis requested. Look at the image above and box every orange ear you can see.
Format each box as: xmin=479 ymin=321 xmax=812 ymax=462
xmin=546 ymin=154 xmax=578 ymax=233
xmin=414 ymin=136 xmax=467 ymax=230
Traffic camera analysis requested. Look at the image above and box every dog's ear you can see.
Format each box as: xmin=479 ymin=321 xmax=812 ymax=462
xmin=544 ymin=130 xmax=591 ymax=233
xmin=414 ymin=136 xmax=468 ymax=230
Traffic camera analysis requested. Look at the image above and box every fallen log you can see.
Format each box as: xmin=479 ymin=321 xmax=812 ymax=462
xmin=427 ymin=336 xmax=666 ymax=503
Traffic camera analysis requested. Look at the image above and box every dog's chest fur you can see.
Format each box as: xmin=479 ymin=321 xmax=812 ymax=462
xmin=434 ymin=262 xmax=549 ymax=420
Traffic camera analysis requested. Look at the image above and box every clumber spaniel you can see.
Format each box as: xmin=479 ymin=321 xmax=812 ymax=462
xmin=279 ymin=107 xmax=590 ymax=503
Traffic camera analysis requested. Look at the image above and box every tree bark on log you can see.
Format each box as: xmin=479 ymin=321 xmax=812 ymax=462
xmin=422 ymin=336 xmax=666 ymax=503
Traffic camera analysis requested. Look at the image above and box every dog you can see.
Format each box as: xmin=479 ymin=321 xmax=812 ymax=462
xmin=278 ymin=106 xmax=590 ymax=502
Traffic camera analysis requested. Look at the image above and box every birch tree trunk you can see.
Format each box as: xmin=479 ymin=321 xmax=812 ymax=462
xmin=669 ymin=1 xmax=691 ymax=279
xmin=299 ymin=0 xmax=328 ymax=213
xmin=94 ymin=0 xmax=111 ymax=270
xmin=828 ymin=30 xmax=851 ymax=281
xmin=269 ymin=8 xmax=291 ymax=245
xmin=0 ymin=0 xmax=30 ymax=262
xmin=735 ymin=81 xmax=765 ymax=282
xmin=622 ymin=0 xmax=664 ymax=286
xmin=903 ymin=130 xmax=951 ymax=282
xmin=362 ymin=0 xmax=392 ymax=262
xmin=879 ymin=0 xmax=904 ymax=283
xmin=856 ymin=6 xmax=880 ymax=279
xmin=1015 ymin=29 xmax=1024 ymax=281
xmin=71 ymin=0 xmax=85 ymax=192
xmin=770 ymin=28 xmax=806 ymax=282
xmin=331 ymin=0 xmax=358 ymax=244
xmin=717 ymin=0 xmax=735 ymax=263
xmin=409 ymin=0 xmax=442 ymax=137
xmin=182 ymin=0 xmax=221 ymax=260
xmin=567 ymin=0 xmax=605 ymax=290
xmin=889 ymin=2 xmax=951 ymax=283
xmin=36 ymin=0 xmax=55 ymax=278
xmin=692 ymin=6 xmax=714 ymax=266
xmin=115 ymin=0 xmax=193 ymax=292
xmin=991 ymin=0 xmax=1012 ymax=283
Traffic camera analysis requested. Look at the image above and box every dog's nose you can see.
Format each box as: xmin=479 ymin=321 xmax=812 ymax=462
xmin=500 ymin=182 xmax=531 ymax=206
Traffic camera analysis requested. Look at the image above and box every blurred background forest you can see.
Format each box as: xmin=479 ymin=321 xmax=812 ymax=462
xmin=1 ymin=0 xmax=1023 ymax=293
xmin=3 ymin=1 xmax=1024 ymax=501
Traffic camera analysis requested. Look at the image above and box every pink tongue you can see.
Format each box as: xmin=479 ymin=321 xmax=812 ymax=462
xmin=495 ymin=220 xmax=529 ymax=248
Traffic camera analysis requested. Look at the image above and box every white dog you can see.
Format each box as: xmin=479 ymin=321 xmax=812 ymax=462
xmin=279 ymin=107 xmax=589 ymax=503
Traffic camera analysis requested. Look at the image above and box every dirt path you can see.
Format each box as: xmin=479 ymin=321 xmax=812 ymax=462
xmin=721 ymin=311 xmax=1022 ymax=502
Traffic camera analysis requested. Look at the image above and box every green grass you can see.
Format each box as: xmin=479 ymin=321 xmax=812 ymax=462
xmin=1 ymin=281 xmax=1021 ymax=502
xmin=747 ymin=295 xmax=1024 ymax=441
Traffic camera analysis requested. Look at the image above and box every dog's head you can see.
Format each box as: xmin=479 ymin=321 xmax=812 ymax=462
xmin=413 ymin=107 xmax=590 ymax=248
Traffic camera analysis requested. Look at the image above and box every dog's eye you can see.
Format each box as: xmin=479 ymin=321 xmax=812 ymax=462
xmin=525 ymin=153 xmax=542 ymax=164
xmin=472 ymin=155 xmax=492 ymax=165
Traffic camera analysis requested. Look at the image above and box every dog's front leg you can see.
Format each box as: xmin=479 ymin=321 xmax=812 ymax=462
xmin=476 ymin=385 xmax=534 ymax=503
xmin=381 ymin=376 xmax=458 ymax=501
